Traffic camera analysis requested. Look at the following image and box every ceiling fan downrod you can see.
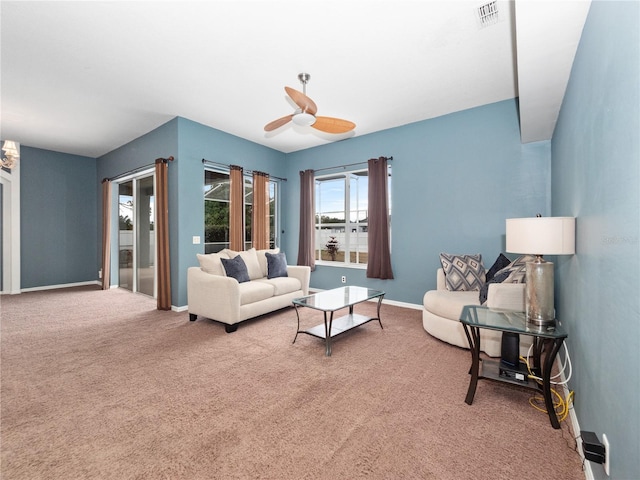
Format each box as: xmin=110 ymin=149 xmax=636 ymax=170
xmin=298 ymin=72 xmax=310 ymax=95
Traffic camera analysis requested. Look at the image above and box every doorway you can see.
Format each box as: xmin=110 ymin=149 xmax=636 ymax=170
xmin=1 ymin=163 xmax=20 ymax=294
xmin=117 ymin=173 xmax=155 ymax=297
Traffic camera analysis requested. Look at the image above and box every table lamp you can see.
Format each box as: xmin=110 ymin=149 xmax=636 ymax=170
xmin=506 ymin=215 xmax=575 ymax=325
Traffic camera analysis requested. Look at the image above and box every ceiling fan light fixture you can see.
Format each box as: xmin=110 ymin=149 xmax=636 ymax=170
xmin=292 ymin=112 xmax=316 ymax=127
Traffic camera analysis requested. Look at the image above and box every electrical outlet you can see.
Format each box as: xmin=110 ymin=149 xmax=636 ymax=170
xmin=603 ymin=434 xmax=610 ymax=476
xmin=341 ymin=275 xmax=346 ymax=284
xmin=98 ymin=269 xmax=102 ymax=279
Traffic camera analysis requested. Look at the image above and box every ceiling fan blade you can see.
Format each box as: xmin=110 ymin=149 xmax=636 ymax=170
xmin=311 ymin=116 xmax=356 ymax=134
xmin=264 ymin=114 xmax=294 ymax=132
xmin=284 ymin=86 xmax=318 ymax=115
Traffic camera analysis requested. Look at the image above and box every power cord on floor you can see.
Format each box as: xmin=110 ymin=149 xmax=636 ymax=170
xmin=519 ymin=342 xmax=575 ymax=422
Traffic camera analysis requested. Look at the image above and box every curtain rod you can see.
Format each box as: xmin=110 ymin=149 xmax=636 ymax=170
xmin=310 ymin=156 xmax=393 ymax=174
xmin=202 ymin=159 xmax=287 ymax=182
xmin=106 ymin=157 xmax=174 ymax=182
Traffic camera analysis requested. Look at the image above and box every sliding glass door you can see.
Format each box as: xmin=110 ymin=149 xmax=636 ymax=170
xmin=118 ymin=173 xmax=155 ymax=297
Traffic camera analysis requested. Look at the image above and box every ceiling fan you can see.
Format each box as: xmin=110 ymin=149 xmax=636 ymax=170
xmin=264 ymin=73 xmax=356 ymax=134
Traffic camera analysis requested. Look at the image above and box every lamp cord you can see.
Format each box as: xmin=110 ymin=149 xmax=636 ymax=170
xmin=519 ymin=342 xmax=574 ymax=422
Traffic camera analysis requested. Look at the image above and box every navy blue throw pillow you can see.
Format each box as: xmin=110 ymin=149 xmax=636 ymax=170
xmin=266 ymin=252 xmax=288 ymax=279
xmin=221 ymin=255 xmax=250 ymax=283
xmin=485 ymin=253 xmax=511 ymax=283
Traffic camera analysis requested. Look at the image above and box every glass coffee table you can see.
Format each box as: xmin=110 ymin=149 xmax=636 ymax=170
xmin=292 ymin=286 xmax=385 ymax=356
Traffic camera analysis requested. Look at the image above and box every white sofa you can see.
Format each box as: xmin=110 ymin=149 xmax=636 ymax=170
xmin=423 ymin=268 xmax=531 ymax=357
xmin=188 ymin=248 xmax=311 ymax=332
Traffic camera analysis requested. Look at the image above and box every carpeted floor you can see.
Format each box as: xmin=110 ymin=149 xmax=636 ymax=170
xmin=1 ymin=286 xmax=585 ymax=479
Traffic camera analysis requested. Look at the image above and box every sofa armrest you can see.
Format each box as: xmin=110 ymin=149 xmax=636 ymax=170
xmin=287 ymin=265 xmax=311 ymax=295
xmin=187 ymin=267 xmax=241 ymax=323
xmin=486 ymin=283 xmax=525 ymax=311
xmin=436 ymin=268 xmax=446 ymax=291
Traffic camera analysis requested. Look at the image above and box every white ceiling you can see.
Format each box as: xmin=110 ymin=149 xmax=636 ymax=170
xmin=0 ymin=0 xmax=590 ymax=158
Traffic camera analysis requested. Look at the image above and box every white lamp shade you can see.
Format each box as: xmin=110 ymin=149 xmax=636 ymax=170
xmin=506 ymin=217 xmax=575 ymax=255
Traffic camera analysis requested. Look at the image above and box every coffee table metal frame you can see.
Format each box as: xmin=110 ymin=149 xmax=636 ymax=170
xmin=292 ymin=286 xmax=385 ymax=356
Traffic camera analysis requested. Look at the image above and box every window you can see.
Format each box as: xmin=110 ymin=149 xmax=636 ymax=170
xmin=204 ymin=169 xmax=278 ymax=253
xmin=315 ymin=166 xmax=391 ymax=266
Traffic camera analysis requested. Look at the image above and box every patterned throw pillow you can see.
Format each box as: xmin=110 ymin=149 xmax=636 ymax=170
xmin=439 ymin=253 xmax=485 ymax=291
xmin=495 ymin=254 xmax=536 ymax=284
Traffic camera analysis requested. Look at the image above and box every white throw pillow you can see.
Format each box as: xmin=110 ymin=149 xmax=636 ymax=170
xmin=196 ymin=252 xmax=230 ymax=276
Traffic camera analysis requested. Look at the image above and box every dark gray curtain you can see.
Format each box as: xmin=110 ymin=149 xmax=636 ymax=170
xmin=366 ymin=157 xmax=394 ymax=279
xmin=297 ymin=169 xmax=315 ymax=270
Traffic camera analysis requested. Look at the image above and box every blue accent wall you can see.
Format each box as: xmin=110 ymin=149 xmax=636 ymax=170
xmin=20 ymin=146 xmax=97 ymax=288
xmin=284 ymin=99 xmax=551 ymax=304
xmin=173 ymin=117 xmax=286 ymax=306
xmin=551 ymin=2 xmax=639 ymax=478
xmin=96 ymin=119 xmax=179 ymax=302
xmin=96 ymin=117 xmax=286 ymax=306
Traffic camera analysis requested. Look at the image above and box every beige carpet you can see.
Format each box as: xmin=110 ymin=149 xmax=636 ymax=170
xmin=1 ymin=286 xmax=584 ymax=479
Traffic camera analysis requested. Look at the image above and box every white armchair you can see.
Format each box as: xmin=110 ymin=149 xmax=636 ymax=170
xmin=423 ymin=268 xmax=531 ymax=357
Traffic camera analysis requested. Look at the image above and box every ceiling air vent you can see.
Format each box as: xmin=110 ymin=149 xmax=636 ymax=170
xmin=477 ymin=1 xmax=499 ymax=27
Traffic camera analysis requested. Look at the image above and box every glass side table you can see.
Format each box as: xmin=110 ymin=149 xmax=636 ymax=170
xmin=459 ymin=305 xmax=568 ymax=429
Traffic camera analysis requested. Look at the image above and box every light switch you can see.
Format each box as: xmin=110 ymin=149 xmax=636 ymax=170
xmin=192 ymin=236 xmax=201 ymax=245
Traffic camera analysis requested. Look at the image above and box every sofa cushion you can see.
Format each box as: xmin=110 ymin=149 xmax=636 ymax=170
xmin=485 ymin=253 xmax=511 ymax=283
xmin=221 ymin=255 xmax=250 ymax=283
xmin=238 ymin=281 xmax=275 ymax=305
xmin=266 ymin=252 xmax=288 ymax=279
xmin=496 ymin=254 xmax=535 ymax=283
xmin=256 ymin=277 xmax=301 ymax=296
xmin=439 ymin=253 xmax=485 ymax=291
xmin=196 ymin=252 xmax=229 ymax=276
xmin=423 ymin=289 xmax=480 ymax=320
xmin=257 ymin=248 xmax=280 ymax=277
xmin=222 ymin=248 xmax=263 ymax=280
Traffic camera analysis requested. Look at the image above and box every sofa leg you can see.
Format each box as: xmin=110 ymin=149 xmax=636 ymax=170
xmin=225 ymin=324 xmax=238 ymax=333
xmin=189 ymin=313 xmax=197 ymax=322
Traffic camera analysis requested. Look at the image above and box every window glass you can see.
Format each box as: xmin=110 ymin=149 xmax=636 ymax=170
xmin=204 ymin=169 xmax=278 ymax=253
xmin=204 ymin=170 xmax=230 ymax=253
xmin=244 ymin=177 xmax=253 ymax=250
xmin=315 ymin=167 xmax=391 ymax=266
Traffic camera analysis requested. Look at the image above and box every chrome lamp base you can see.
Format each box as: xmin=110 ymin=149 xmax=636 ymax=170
xmin=526 ymin=257 xmax=555 ymax=326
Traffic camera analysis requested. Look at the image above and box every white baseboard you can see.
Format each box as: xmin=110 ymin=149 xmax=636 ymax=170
xmin=558 ymin=354 xmax=591 ymax=480
xmin=570 ymin=404 xmax=592 ymax=480
xmin=19 ymin=280 xmax=101 ymax=293
xmin=382 ymin=298 xmax=423 ymax=310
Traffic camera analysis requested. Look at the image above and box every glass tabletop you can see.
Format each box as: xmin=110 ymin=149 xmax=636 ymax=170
xmin=460 ymin=305 xmax=567 ymax=339
xmin=293 ymin=286 xmax=385 ymax=312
